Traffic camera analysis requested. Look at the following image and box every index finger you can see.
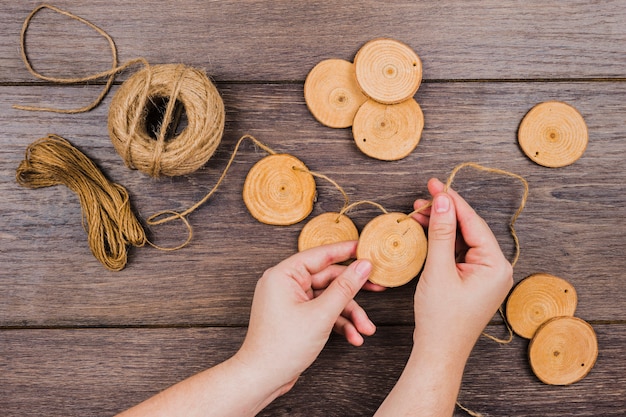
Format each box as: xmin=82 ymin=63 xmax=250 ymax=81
xmin=278 ymin=240 xmax=358 ymax=276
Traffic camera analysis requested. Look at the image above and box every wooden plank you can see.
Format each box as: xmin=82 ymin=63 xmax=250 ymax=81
xmin=2 ymin=1 xmax=626 ymax=83
xmin=1 ymin=80 xmax=625 ymax=327
xmin=0 ymin=324 xmax=624 ymax=416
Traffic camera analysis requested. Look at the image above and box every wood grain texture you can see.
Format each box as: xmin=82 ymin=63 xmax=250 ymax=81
xmin=2 ymin=1 xmax=626 ymax=83
xmin=1 ymin=1 xmax=625 ymax=416
xmin=2 ymin=82 xmax=624 ymax=326
xmin=0 ymin=325 xmax=624 ymax=417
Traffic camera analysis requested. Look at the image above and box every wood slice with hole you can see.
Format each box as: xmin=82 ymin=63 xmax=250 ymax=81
xmin=354 ymin=38 xmax=422 ymax=104
xmin=304 ymin=59 xmax=368 ymax=128
xmin=356 ymin=212 xmax=427 ymax=287
xmin=243 ymin=154 xmax=316 ymax=225
xmin=506 ymin=273 xmax=578 ymax=339
xmin=529 ymin=316 xmax=598 ymax=385
xmin=298 ymin=212 xmax=359 ymax=252
xmin=518 ymin=101 xmax=588 ymax=168
xmin=352 ymin=98 xmax=424 ymax=161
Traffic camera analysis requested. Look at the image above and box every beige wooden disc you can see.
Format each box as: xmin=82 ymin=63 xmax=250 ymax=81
xmin=243 ymin=154 xmax=316 ymax=225
xmin=298 ymin=212 xmax=359 ymax=251
xmin=506 ymin=273 xmax=578 ymax=339
xmin=304 ymin=59 xmax=368 ymax=128
xmin=529 ymin=316 xmax=598 ymax=385
xmin=356 ymin=212 xmax=427 ymax=287
xmin=354 ymin=38 xmax=422 ymax=104
xmin=352 ymin=98 xmax=424 ymax=161
xmin=518 ymin=101 xmax=588 ymax=168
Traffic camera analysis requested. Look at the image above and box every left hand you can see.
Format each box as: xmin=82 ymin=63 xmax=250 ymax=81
xmin=234 ymin=241 xmax=379 ymax=395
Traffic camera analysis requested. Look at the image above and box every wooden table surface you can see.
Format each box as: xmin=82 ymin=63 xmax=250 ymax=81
xmin=1 ymin=2 xmax=625 ymax=416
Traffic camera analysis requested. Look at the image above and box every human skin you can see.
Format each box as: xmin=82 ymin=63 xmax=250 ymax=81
xmin=117 ymin=178 xmax=512 ymax=417
xmin=116 ymin=241 xmax=380 ymax=417
xmin=374 ymin=178 xmax=513 ymax=416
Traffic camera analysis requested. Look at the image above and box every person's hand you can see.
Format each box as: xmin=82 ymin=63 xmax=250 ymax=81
xmin=233 ymin=241 xmax=377 ymax=398
xmin=411 ymin=178 xmax=513 ymax=359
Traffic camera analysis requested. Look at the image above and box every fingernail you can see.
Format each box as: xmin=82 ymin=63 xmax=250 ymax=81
xmin=434 ymin=194 xmax=450 ymax=213
xmin=354 ymin=260 xmax=372 ymax=278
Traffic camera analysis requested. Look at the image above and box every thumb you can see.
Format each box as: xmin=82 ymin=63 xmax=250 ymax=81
xmin=425 ymin=192 xmax=458 ymax=269
xmin=312 ymin=259 xmax=372 ymax=318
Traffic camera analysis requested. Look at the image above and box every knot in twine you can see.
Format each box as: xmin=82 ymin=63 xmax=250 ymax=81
xmin=108 ymin=63 xmax=225 ymax=177
xmin=15 ymin=4 xmax=226 ymax=178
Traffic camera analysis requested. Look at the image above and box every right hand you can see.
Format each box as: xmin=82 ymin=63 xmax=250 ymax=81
xmin=411 ymin=178 xmax=513 ymax=359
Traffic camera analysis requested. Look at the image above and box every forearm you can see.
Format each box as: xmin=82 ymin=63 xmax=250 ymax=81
xmin=374 ymin=340 xmax=469 ymax=417
xmin=116 ymin=354 xmax=288 ymax=417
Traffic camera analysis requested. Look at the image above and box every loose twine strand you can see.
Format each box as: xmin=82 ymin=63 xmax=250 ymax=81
xmin=14 ymin=3 xmax=149 ymax=114
xmin=15 ymin=4 xmax=226 ymax=178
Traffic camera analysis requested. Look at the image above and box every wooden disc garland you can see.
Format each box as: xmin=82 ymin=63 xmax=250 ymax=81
xmin=243 ymin=154 xmax=317 ymax=226
xmin=518 ymin=101 xmax=588 ymax=168
xmin=298 ymin=212 xmax=359 ymax=251
xmin=506 ymin=273 xmax=578 ymax=339
xmin=354 ymin=38 xmax=422 ymax=104
xmin=352 ymin=98 xmax=424 ymax=160
xmin=304 ymin=59 xmax=368 ymax=128
xmin=356 ymin=213 xmax=427 ymax=287
xmin=528 ymin=316 xmax=598 ymax=385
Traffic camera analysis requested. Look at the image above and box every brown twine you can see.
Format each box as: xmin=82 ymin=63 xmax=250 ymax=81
xmin=14 ymin=134 xmax=273 ymax=269
xmin=14 ymin=3 xmax=148 ymax=113
xmin=16 ymin=134 xmax=147 ymax=271
xmin=147 ymin=134 xmax=275 ymax=227
xmin=293 ymin=167 xmax=350 ymax=213
xmin=15 ymin=4 xmax=226 ymax=178
xmin=338 ymin=200 xmax=389 ymax=219
xmin=406 ymin=161 xmax=529 ymax=345
xmin=107 ymin=63 xmax=226 ymax=177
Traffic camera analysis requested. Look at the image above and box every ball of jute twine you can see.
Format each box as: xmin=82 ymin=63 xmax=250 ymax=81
xmin=15 ymin=4 xmax=225 ymax=178
xmin=108 ymin=63 xmax=225 ymax=177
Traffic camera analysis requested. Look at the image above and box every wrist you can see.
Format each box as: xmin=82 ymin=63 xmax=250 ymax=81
xmin=229 ymin=350 xmax=297 ymax=412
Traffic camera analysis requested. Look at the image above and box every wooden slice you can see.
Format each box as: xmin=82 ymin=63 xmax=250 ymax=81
xmin=298 ymin=212 xmax=359 ymax=252
xmin=529 ymin=316 xmax=598 ymax=385
xmin=354 ymin=38 xmax=422 ymax=104
xmin=352 ymin=98 xmax=424 ymax=160
xmin=518 ymin=101 xmax=588 ymax=168
xmin=243 ymin=154 xmax=316 ymax=225
xmin=304 ymin=59 xmax=368 ymax=128
xmin=356 ymin=213 xmax=427 ymax=287
xmin=506 ymin=273 xmax=578 ymax=339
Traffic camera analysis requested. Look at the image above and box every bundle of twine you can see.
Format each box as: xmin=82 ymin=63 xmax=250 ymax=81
xmin=16 ymin=134 xmax=146 ymax=271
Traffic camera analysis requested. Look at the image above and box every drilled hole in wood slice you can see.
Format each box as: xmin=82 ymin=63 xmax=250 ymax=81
xmin=506 ymin=273 xmax=578 ymax=339
xmin=354 ymin=38 xmax=422 ymax=104
xmin=352 ymin=98 xmax=424 ymax=160
xmin=356 ymin=212 xmax=427 ymax=287
xmin=243 ymin=154 xmax=316 ymax=225
xmin=528 ymin=316 xmax=598 ymax=385
xmin=518 ymin=101 xmax=588 ymax=168
xmin=298 ymin=212 xmax=359 ymax=252
xmin=304 ymin=59 xmax=368 ymax=128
